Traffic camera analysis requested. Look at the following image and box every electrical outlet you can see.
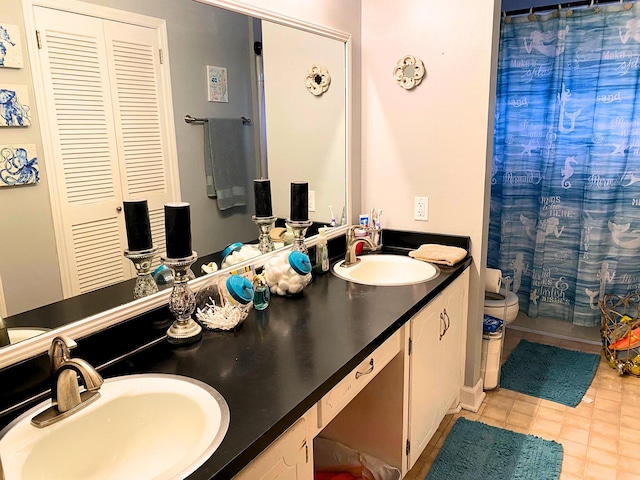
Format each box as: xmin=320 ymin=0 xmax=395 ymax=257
xmin=308 ymin=190 xmax=316 ymax=212
xmin=414 ymin=196 xmax=428 ymax=221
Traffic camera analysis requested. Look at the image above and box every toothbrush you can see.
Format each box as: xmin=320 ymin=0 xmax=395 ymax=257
xmin=375 ymin=209 xmax=382 ymax=229
xmin=329 ymin=205 xmax=336 ymax=227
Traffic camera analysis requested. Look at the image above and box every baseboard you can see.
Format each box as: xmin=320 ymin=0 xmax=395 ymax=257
xmin=459 ymin=379 xmax=486 ymax=413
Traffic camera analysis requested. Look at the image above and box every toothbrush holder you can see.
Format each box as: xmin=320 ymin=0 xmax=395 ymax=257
xmin=286 ymin=219 xmax=313 ymax=255
xmin=124 ymin=247 xmax=159 ymax=299
xmin=162 ymin=252 xmax=202 ymax=345
xmin=252 ymin=215 xmax=277 ymax=254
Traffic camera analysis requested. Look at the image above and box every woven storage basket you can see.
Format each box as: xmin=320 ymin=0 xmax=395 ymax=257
xmin=600 ymin=292 xmax=640 ymax=376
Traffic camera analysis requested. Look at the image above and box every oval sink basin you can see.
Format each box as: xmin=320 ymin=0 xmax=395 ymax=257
xmin=333 ymin=254 xmax=439 ymax=286
xmin=0 ymin=374 xmax=229 ymax=480
xmin=7 ymin=327 xmax=50 ymax=344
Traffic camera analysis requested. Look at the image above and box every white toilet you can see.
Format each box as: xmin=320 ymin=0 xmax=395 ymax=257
xmin=484 ymin=288 xmax=519 ymax=324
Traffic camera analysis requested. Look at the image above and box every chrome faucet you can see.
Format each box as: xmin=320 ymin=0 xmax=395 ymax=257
xmin=342 ymin=225 xmax=377 ymax=267
xmin=31 ymin=336 xmax=104 ymax=428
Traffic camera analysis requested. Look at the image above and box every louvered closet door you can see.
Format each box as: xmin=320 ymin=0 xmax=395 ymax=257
xmin=103 ymin=20 xmax=171 ymax=266
xmin=34 ymin=7 xmax=129 ymax=296
xmin=34 ymin=7 xmax=176 ymax=296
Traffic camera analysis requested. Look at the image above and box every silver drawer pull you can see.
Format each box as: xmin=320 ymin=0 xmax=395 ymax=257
xmin=355 ymin=358 xmax=374 ymax=379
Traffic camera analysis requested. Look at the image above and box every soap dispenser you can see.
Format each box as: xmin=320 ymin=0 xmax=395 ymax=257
xmin=314 ymin=227 xmax=329 ymax=274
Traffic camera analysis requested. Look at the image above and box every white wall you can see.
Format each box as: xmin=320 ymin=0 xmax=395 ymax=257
xmin=360 ymin=0 xmax=501 ymax=387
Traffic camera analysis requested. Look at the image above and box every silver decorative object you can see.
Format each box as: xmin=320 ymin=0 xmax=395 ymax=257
xmin=252 ymin=215 xmax=277 ymax=254
xmin=124 ymin=247 xmax=159 ymax=300
xmin=286 ymin=219 xmax=313 ymax=255
xmin=162 ymin=252 xmax=202 ymax=345
xmin=393 ymin=55 xmax=425 ymax=90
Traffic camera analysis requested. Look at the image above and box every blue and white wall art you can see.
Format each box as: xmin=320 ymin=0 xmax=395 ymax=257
xmin=0 ymin=84 xmax=31 ymax=127
xmin=0 ymin=144 xmax=39 ymax=186
xmin=207 ymin=65 xmax=228 ymax=102
xmin=0 ymin=23 xmax=23 ymax=68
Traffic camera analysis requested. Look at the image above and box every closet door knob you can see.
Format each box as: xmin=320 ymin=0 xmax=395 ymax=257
xmin=116 ymin=206 xmax=122 ymax=212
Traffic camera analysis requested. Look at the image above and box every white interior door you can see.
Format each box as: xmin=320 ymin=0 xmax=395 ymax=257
xmin=33 ymin=6 xmax=177 ymax=296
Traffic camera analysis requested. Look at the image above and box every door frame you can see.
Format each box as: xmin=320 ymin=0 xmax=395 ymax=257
xmin=22 ymin=0 xmax=181 ymax=298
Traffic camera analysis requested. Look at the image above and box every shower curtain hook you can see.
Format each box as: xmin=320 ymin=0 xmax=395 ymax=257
xmin=528 ymin=7 xmax=536 ymax=21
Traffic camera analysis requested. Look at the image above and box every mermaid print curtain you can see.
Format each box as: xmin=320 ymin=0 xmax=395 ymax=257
xmin=489 ymin=4 xmax=640 ymax=327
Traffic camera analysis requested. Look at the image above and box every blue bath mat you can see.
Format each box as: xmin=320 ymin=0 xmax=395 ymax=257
xmin=500 ymin=339 xmax=600 ymax=407
xmin=425 ymin=418 xmax=562 ymax=480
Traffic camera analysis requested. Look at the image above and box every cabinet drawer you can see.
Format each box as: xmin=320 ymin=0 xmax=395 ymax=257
xmin=318 ymin=330 xmax=401 ymax=428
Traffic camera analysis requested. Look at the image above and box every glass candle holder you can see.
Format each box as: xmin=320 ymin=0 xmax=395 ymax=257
xmin=285 ymin=219 xmax=313 ymax=255
xmin=252 ymin=215 xmax=277 ymax=254
xmin=162 ymin=252 xmax=202 ymax=345
xmin=124 ymin=247 xmax=158 ymax=300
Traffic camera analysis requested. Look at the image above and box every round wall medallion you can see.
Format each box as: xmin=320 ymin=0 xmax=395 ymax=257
xmin=393 ymin=55 xmax=425 ymax=90
xmin=304 ymin=65 xmax=331 ymax=96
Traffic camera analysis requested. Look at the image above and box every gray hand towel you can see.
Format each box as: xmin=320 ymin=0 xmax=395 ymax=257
xmin=204 ymin=117 xmax=249 ymax=210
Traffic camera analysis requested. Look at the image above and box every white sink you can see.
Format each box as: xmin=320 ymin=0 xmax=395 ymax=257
xmin=7 ymin=327 xmax=50 ymax=344
xmin=0 ymin=374 xmax=230 ymax=480
xmin=332 ymin=254 xmax=439 ymax=286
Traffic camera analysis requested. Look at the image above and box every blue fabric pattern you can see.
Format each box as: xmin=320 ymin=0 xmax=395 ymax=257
xmin=489 ymin=5 xmax=640 ymax=326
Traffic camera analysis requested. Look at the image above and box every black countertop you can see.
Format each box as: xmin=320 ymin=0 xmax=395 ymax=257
xmin=99 ymin=251 xmax=472 ymax=480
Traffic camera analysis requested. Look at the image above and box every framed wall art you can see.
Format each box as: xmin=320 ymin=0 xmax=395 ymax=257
xmin=0 ymin=84 xmax=31 ymax=127
xmin=207 ymin=65 xmax=228 ymax=102
xmin=0 ymin=144 xmax=39 ymax=186
xmin=0 ymin=23 xmax=23 ymax=68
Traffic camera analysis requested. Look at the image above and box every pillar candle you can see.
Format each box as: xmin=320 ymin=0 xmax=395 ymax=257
xmin=254 ymin=179 xmax=273 ymax=217
xmin=123 ymin=200 xmax=153 ymax=251
xmin=164 ymin=202 xmax=192 ymax=259
xmin=290 ymin=181 xmax=309 ymax=221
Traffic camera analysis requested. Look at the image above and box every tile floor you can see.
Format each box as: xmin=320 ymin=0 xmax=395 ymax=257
xmin=405 ymin=327 xmax=640 ymax=480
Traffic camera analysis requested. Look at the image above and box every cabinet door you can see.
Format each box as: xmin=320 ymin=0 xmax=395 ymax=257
xmin=407 ymin=294 xmax=444 ymax=468
xmin=234 ymin=418 xmax=312 ymax=480
xmin=438 ymin=271 xmax=468 ymax=416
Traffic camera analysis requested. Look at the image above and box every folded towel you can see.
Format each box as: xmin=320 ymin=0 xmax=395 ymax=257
xmin=409 ymin=244 xmax=468 ymax=266
xmin=204 ymin=117 xmax=249 ymax=210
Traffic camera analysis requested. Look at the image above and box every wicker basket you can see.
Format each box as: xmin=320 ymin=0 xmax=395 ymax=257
xmin=600 ymin=292 xmax=640 ymax=376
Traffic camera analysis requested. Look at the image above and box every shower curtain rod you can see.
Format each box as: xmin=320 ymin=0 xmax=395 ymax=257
xmin=503 ymin=0 xmax=634 ymax=16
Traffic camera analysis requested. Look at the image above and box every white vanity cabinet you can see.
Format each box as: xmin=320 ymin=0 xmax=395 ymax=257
xmin=233 ymin=268 xmax=470 ymax=479
xmin=407 ymin=269 xmax=469 ymax=468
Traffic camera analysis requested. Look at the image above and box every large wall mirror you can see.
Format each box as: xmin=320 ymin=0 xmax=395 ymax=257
xmin=0 ymin=0 xmax=350 ymax=364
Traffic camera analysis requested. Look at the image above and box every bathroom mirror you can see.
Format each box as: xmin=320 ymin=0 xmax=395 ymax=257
xmin=0 ymin=0 xmax=350 ymax=361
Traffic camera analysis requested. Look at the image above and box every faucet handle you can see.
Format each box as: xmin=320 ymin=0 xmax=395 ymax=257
xmin=48 ymin=336 xmax=77 ymax=371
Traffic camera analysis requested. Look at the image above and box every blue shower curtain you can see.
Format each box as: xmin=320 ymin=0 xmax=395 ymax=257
xmin=489 ymin=4 xmax=640 ymax=327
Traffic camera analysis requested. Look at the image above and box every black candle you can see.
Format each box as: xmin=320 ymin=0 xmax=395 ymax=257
xmin=123 ymin=200 xmax=153 ymax=251
xmin=290 ymin=181 xmax=308 ymax=221
xmin=254 ymin=179 xmax=273 ymax=217
xmin=164 ymin=202 xmax=192 ymax=259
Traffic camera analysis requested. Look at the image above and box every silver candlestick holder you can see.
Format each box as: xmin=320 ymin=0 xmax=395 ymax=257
xmin=252 ymin=215 xmax=277 ymax=254
xmin=124 ymin=247 xmax=159 ymax=300
xmin=286 ymin=219 xmax=313 ymax=255
xmin=162 ymin=252 xmax=202 ymax=345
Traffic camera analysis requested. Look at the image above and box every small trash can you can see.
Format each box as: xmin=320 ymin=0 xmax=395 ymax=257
xmin=481 ymin=315 xmax=504 ymax=390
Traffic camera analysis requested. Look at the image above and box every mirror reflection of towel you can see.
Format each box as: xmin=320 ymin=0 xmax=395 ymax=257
xmin=204 ymin=117 xmax=248 ymax=210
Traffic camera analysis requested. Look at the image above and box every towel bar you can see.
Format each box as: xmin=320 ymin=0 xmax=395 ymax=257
xmin=184 ymin=114 xmax=251 ymax=125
